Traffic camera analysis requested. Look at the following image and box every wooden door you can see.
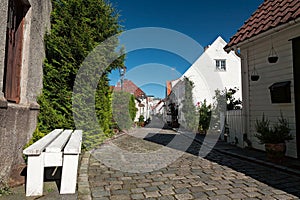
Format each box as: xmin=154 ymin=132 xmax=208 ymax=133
xmin=4 ymin=0 xmax=27 ymax=103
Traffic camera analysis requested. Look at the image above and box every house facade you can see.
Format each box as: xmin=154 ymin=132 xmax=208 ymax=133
xmin=0 ymin=0 xmax=51 ymax=186
xmin=224 ymin=0 xmax=300 ymax=158
xmin=114 ymin=79 xmax=150 ymax=122
xmin=165 ymin=36 xmax=241 ymax=129
xmin=183 ymin=36 xmax=241 ymax=105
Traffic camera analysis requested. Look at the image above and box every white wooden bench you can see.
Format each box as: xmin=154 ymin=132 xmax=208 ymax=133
xmin=23 ymin=129 xmax=82 ymax=196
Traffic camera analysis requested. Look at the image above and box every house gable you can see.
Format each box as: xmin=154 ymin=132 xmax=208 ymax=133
xmin=182 ymin=36 xmax=241 ymax=104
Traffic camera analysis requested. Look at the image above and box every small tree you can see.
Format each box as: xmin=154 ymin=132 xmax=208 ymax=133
xmin=129 ymin=95 xmax=137 ymax=121
xmin=112 ymin=91 xmax=133 ymax=130
xmin=197 ymin=99 xmax=212 ymax=134
xmin=181 ymin=77 xmax=198 ymax=132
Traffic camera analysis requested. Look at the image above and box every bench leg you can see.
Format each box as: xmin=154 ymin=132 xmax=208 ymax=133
xmin=26 ymin=154 xmax=44 ymax=196
xmin=60 ymin=154 xmax=79 ymax=194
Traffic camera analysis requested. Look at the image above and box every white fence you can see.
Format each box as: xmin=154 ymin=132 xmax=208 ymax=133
xmin=225 ymin=109 xmax=244 ymax=147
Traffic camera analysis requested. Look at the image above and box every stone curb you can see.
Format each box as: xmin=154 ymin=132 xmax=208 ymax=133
xmin=215 ymin=149 xmax=300 ymax=176
xmin=77 ymin=131 xmax=128 ymax=199
xmin=78 ymin=151 xmax=92 ymax=200
xmin=180 ymin=131 xmax=300 ymax=177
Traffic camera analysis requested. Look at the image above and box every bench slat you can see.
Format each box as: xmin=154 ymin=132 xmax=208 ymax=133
xmin=64 ymin=130 xmax=82 ymax=154
xmin=23 ymin=129 xmax=63 ymax=155
xmin=45 ymin=130 xmax=73 ymax=153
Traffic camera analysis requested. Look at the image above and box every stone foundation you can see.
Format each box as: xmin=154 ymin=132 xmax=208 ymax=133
xmin=0 ymin=102 xmax=39 ymax=187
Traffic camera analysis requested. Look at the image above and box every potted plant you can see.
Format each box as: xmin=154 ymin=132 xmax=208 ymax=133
xmin=138 ymin=115 xmax=145 ymax=127
xmin=255 ymin=113 xmax=293 ymax=162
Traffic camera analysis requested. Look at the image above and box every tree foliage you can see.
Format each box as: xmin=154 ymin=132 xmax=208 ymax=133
xmin=181 ymin=77 xmax=198 ymax=132
xmin=197 ymin=99 xmax=212 ymax=134
xmin=112 ymin=91 xmax=134 ymax=130
xmin=36 ymin=0 xmax=124 ymax=149
xmin=129 ymin=94 xmax=137 ymax=121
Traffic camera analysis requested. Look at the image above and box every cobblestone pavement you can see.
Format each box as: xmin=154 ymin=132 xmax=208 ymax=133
xmin=80 ymin=126 xmax=300 ymax=200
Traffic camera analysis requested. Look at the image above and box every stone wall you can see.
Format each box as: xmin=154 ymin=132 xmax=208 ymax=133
xmin=0 ymin=105 xmax=39 ymax=186
xmin=0 ymin=0 xmax=51 ymax=186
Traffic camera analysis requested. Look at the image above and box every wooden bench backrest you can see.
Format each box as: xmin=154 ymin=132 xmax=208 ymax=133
xmin=23 ymin=129 xmax=63 ymax=156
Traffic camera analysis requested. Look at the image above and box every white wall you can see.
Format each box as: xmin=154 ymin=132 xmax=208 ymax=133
xmin=183 ymin=36 xmax=241 ymax=106
xmin=240 ymin=23 xmax=300 ymax=158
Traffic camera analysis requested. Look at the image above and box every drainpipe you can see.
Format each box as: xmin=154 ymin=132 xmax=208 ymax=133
xmin=234 ymin=47 xmax=250 ymax=148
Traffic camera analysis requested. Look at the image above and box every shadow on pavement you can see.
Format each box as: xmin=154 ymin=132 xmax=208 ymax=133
xmin=143 ymin=130 xmax=300 ymax=198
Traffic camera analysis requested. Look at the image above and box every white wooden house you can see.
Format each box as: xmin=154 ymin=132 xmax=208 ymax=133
xmin=164 ymin=37 xmax=241 ymax=130
xmin=224 ymin=0 xmax=300 ymax=158
xmin=182 ymin=36 xmax=241 ymax=105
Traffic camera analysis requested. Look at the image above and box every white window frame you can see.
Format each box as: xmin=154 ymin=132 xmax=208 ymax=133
xmin=215 ymin=59 xmax=226 ymax=71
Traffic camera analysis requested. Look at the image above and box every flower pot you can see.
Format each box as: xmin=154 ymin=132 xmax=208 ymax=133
xmin=268 ymin=56 xmax=278 ymax=63
xmin=265 ymin=143 xmax=286 ymax=163
xmin=251 ymin=75 xmax=260 ymax=81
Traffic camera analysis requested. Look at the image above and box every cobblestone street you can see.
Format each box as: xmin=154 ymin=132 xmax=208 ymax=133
xmin=79 ymin=125 xmax=300 ymax=200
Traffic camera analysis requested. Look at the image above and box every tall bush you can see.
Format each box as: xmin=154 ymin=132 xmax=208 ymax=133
xmin=37 ymin=0 xmax=124 ymax=149
xmin=181 ymin=77 xmax=198 ymax=132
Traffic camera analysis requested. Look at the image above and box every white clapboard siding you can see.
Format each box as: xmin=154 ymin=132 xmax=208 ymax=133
xmin=46 ymin=130 xmax=73 ymax=153
xmin=240 ymin=25 xmax=300 ymax=158
xmin=23 ymin=129 xmax=63 ymax=155
xmin=64 ymin=130 xmax=82 ymax=154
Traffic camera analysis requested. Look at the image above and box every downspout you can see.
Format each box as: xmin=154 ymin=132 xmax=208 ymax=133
xmin=234 ymin=47 xmax=250 ymax=148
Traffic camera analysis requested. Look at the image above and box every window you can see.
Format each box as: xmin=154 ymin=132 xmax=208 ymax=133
xmin=216 ymin=59 xmax=226 ymax=71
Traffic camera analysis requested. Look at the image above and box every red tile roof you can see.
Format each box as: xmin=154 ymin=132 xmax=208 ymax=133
xmin=114 ymin=79 xmax=146 ymax=98
xmin=225 ymin=0 xmax=300 ymax=50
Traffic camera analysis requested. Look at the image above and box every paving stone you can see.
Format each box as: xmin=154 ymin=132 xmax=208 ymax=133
xmin=145 ymin=186 xmax=160 ymax=192
xmin=131 ymin=188 xmax=146 ymax=193
xmin=214 ymin=189 xmax=231 ymax=195
xmin=160 ymin=188 xmax=175 ymax=195
xmin=244 ymin=191 xmax=262 ymax=198
xmin=208 ymin=195 xmax=231 ymax=200
xmin=228 ymin=192 xmax=247 ymax=199
xmin=158 ymin=196 xmax=176 ymax=200
xmin=174 ymin=193 xmax=194 ymax=200
xmin=81 ymin=128 xmax=300 ymax=200
xmin=110 ymin=189 xmax=131 ymax=195
xmin=131 ymin=193 xmax=145 ymax=199
xmin=144 ymin=191 xmax=161 ymax=198
xmin=174 ymin=187 xmax=191 ymax=194
xmin=110 ymin=194 xmax=131 ymax=200
xmin=192 ymin=192 xmax=208 ymax=199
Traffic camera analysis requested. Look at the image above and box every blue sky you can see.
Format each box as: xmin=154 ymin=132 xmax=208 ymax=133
xmin=108 ymin=0 xmax=264 ymax=98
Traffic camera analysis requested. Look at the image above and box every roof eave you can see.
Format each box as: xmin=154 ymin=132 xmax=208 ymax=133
xmin=224 ymin=17 xmax=300 ymax=53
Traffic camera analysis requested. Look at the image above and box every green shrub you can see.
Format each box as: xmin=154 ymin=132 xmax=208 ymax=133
xmin=31 ymin=0 xmax=124 ymax=150
xmin=255 ymin=113 xmax=293 ymax=144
